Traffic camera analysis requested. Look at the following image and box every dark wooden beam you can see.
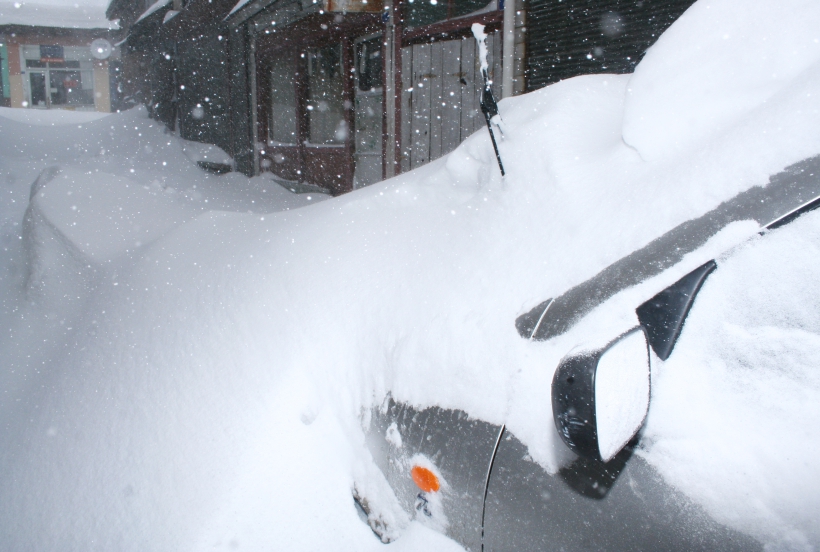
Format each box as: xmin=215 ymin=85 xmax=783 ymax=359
xmin=401 ymin=11 xmax=502 ymax=46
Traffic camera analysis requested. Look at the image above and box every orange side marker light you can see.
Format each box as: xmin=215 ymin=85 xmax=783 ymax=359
xmin=411 ymin=465 xmax=441 ymax=493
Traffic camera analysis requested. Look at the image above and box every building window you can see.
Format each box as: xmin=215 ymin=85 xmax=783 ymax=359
xmin=403 ymin=0 xmax=497 ymax=29
xmin=39 ymin=44 xmax=64 ymax=62
xmin=26 ymin=65 xmax=95 ymax=107
xmin=306 ymin=43 xmax=345 ymax=145
xmin=51 ymin=70 xmax=93 ymax=106
xmin=269 ymin=53 xmax=297 ymax=144
xmin=356 ymin=37 xmax=382 ymax=92
xmin=22 ymin=45 xmax=95 ymax=109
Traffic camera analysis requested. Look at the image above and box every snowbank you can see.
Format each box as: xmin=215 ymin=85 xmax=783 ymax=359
xmin=623 ymin=0 xmax=820 ymax=162
xmin=181 ymin=140 xmax=233 ymax=165
xmin=27 ymin=167 xmax=200 ymax=264
xmin=0 ymin=108 xmax=110 ymax=126
xmin=1 ymin=0 xmax=819 ymax=550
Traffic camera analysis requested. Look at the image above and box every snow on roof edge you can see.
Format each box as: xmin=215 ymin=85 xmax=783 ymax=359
xmin=228 ymin=0 xmax=251 ymax=16
xmin=136 ymin=0 xmax=172 ymax=23
xmin=0 ymin=2 xmax=119 ymax=30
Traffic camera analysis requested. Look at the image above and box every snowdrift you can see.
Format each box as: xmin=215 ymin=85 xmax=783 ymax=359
xmin=623 ymin=0 xmax=820 ymax=163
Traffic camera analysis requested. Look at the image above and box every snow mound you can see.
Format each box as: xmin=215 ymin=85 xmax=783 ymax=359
xmin=623 ymin=0 xmax=820 ymax=161
xmin=25 ymin=166 xmax=200 ymax=264
xmin=181 ymin=140 xmax=233 ymax=165
xmin=0 ymin=108 xmax=111 ymax=126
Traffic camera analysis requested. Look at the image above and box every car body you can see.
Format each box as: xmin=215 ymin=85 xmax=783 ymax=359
xmin=357 ymin=154 xmax=820 ymax=551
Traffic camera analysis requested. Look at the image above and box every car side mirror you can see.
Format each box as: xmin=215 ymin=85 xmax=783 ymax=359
xmin=552 ymin=327 xmax=651 ymax=463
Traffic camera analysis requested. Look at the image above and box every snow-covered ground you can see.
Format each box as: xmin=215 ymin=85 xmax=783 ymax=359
xmin=1 ymin=0 xmax=819 ymax=550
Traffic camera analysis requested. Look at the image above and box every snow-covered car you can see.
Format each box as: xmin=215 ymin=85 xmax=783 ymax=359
xmin=358 ymin=155 xmax=820 ymax=552
xmin=3 ymin=0 xmax=820 ymax=550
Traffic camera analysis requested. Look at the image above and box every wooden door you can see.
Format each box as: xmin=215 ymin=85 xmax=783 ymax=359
xmin=353 ymin=35 xmax=384 ymax=188
xmin=400 ymin=31 xmax=502 ymax=173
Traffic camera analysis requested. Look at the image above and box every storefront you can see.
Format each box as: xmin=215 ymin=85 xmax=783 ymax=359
xmin=20 ymin=45 xmax=98 ymax=109
xmin=0 ymin=27 xmax=115 ymax=112
xmin=226 ymin=0 xmax=515 ymax=194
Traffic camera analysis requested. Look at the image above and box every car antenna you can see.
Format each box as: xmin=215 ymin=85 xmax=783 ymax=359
xmin=472 ymin=23 xmax=506 ymax=177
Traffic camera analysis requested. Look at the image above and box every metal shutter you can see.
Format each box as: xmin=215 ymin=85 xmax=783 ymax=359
xmin=525 ymin=0 xmax=697 ymax=91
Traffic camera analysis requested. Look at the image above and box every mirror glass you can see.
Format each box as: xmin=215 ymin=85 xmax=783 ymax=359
xmin=594 ymin=329 xmax=650 ymax=462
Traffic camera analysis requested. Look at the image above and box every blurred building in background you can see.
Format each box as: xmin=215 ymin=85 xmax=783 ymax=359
xmin=225 ymin=0 xmax=520 ymax=193
xmin=109 ymin=0 xmax=695 ymax=193
xmin=107 ymin=0 xmax=238 ymax=157
xmin=0 ymin=1 xmax=120 ymax=111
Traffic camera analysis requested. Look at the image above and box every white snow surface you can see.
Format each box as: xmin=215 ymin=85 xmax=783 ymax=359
xmin=643 ymin=212 xmax=820 ymax=551
xmin=0 ymin=107 xmax=110 ymax=125
xmin=594 ymin=328 xmax=650 ymax=463
xmin=623 ymin=0 xmax=820 ymax=162
xmin=1 ymin=0 xmax=819 ymax=549
xmin=0 ymin=0 xmax=116 ymax=29
xmin=471 ymin=23 xmax=489 ymax=73
xmin=228 ymin=0 xmax=251 ymax=16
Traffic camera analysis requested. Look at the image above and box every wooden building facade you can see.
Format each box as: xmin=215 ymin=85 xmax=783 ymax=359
xmin=226 ymin=0 xmax=522 ymax=195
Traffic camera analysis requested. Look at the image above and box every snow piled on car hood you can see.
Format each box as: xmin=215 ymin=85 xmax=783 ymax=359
xmin=624 ymin=0 xmax=820 ymax=163
xmin=0 ymin=0 xmax=819 ymax=550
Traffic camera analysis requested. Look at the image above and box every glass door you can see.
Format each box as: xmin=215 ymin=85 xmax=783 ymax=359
xmin=353 ymin=36 xmax=384 ymax=188
xmin=269 ymin=52 xmax=297 ymax=145
xmin=29 ymin=71 xmax=47 ymax=108
xmin=306 ymin=44 xmax=345 ymax=145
